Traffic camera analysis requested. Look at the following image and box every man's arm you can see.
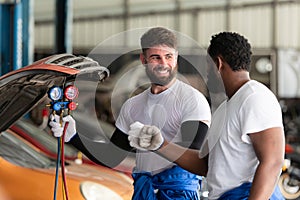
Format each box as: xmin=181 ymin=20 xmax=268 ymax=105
xmin=159 ymin=120 xmax=209 ymax=175
xmin=165 ymin=120 xmax=209 ymax=175
xmin=248 ymin=127 xmax=285 ymax=200
xmin=178 ymin=120 xmax=209 ymax=149
xmin=128 ymin=121 xmax=209 ymax=176
xmin=157 ymin=140 xmax=208 ymax=176
xmin=69 ymin=128 xmax=134 ymax=168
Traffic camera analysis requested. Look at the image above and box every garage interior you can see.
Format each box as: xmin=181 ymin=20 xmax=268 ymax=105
xmin=1 ymin=0 xmax=300 ymax=199
xmin=31 ymin=0 xmax=300 ymax=149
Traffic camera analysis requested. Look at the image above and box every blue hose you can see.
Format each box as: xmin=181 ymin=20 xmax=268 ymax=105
xmin=53 ymin=137 xmax=61 ymax=200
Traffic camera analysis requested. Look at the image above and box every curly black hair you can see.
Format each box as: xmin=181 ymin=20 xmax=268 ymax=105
xmin=208 ymin=32 xmax=252 ymax=71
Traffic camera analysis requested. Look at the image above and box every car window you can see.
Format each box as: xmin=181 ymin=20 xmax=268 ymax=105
xmin=14 ymin=119 xmax=78 ymax=157
xmin=0 ymin=131 xmax=55 ymax=168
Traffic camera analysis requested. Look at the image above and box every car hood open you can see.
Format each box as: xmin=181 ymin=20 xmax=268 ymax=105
xmin=0 ymin=54 xmax=109 ymax=132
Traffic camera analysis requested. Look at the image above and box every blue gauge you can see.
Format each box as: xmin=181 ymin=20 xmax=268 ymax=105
xmin=49 ymin=86 xmax=63 ymax=101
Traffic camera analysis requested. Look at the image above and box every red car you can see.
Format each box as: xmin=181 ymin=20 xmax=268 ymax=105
xmin=0 ymin=53 xmax=135 ymax=199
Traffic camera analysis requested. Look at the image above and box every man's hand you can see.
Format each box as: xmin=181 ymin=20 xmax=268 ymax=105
xmin=49 ymin=114 xmax=77 ymax=142
xmin=128 ymin=121 xmax=164 ymax=151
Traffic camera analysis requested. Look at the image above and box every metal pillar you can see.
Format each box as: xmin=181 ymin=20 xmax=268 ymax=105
xmin=12 ymin=0 xmax=22 ymax=70
xmin=55 ymin=0 xmax=72 ymax=54
xmin=22 ymin=0 xmax=33 ymax=66
xmin=0 ymin=2 xmax=13 ymax=75
xmin=0 ymin=0 xmax=33 ymax=75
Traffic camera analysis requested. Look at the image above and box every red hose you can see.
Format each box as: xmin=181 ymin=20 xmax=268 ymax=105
xmin=61 ymin=121 xmax=69 ymax=200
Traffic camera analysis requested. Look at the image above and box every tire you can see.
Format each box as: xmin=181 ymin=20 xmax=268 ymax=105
xmin=278 ymin=173 xmax=300 ymax=199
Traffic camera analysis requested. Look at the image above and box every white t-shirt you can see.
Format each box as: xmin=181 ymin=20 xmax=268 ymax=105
xmin=116 ymin=79 xmax=211 ymax=174
xmin=205 ymin=80 xmax=283 ymax=199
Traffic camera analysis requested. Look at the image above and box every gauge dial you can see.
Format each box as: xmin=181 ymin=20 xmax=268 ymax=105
xmin=64 ymin=85 xmax=79 ymax=100
xmin=49 ymin=87 xmax=63 ymax=101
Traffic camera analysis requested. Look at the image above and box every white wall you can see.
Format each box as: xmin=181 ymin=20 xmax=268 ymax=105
xmin=34 ymin=0 xmax=300 ymax=51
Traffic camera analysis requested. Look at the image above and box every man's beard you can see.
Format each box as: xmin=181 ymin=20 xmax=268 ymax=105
xmin=146 ymin=65 xmax=177 ymax=86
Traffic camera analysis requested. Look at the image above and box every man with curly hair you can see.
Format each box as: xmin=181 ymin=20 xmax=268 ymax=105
xmin=128 ymin=32 xmax=285 ymax=200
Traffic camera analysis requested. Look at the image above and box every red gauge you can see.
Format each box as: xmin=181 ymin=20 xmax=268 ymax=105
xmin=68 ymin=102 xmax=77 ymax=110
xmin=64 ymin=85 xmax=79 ymax=100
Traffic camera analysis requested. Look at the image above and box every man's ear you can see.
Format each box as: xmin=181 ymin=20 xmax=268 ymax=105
xmin=140 ymin=53 xmax=147 ymax=64
xmin=175 ymin=50 xmax=179 ymax=60
xmin=216 ymin=56 xmax=223 ymax=71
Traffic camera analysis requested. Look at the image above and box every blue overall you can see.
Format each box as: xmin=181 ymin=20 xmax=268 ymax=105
xmin=131 ymin=166 xmax=201 ymax=200
xmin=218 ymin=182 xmax=285 ymax=200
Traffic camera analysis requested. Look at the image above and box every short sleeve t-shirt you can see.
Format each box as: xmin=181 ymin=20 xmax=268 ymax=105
xmin=205 ymin=80 xmax=283 ymax=199
xmin=116 ymin=80 xmax=211 ymax=174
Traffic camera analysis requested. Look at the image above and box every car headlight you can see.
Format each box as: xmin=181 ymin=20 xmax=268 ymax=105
xmin=80 ymin=181 xmax=123 ymax=200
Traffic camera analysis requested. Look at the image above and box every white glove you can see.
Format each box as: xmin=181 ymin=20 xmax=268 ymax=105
xmin=128 ymin=121 xmax=164 ymax=151
xmin=49 ymin=114 xmax=77 ymax=142
xmin=128 ymin=122 xmax=149 ymax=149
